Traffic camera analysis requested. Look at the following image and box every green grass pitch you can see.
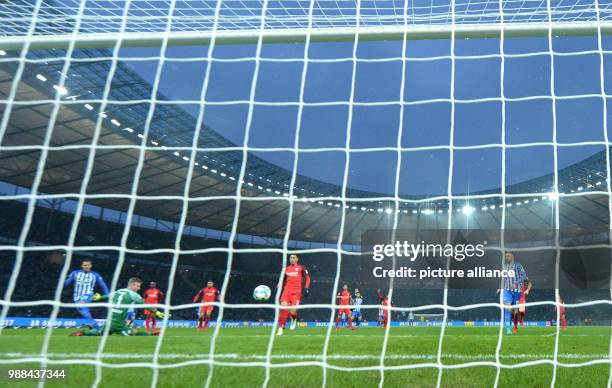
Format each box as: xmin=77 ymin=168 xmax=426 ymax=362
xmin=0 ymin=326 xmax=609 ymax=387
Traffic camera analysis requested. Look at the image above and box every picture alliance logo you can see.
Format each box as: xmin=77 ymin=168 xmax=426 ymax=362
xmin=371 ymin=241 xmax=488 ymax=262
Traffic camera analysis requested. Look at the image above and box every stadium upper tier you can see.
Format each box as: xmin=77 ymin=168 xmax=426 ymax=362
xmin=1 ymin=45 xmax=610 ymax=244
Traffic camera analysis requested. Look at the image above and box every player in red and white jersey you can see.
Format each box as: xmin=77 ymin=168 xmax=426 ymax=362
xmin=144 ymin=281 xmax=165 ymax=332
xmin=276 ymin=254 xmax=311 ymax=336
xmin=335 ymin=283 xmax=355 ymax=330
xmin=377 ymin=288 xmax=393 ymax=328
xmin=513 ymin=278 xmax=532 ymax=332
xmin=193 ymin=280 xmax=220 ymax=332
xmin=556 ymin=296 xmax=567 ymax=330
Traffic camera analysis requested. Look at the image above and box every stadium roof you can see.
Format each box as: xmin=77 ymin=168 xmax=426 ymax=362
xmin=1 ymin=0 xmax=610 ymax=245
xmin=1 ymin=45 xmax=610 ymax=245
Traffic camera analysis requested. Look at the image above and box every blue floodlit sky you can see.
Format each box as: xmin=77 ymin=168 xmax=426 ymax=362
xmin=120 ymin=35 xmax=612 ymax=196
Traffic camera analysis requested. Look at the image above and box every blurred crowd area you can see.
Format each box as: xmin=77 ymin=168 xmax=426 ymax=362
xmin=1 ymin=200 xmax=609 ymax=324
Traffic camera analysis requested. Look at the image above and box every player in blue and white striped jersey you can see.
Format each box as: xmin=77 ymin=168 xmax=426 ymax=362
xmin=496 ymin=252 xmax=528 ymax=335
xmin=64 ymin=259 xmax=109 ymax=328
xmin=352 ymin=289 xmax=364 ymax=326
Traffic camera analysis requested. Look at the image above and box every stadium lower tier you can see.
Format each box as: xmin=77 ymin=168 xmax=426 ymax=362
xmin=3 ymin=317 xmax=562 ymax=328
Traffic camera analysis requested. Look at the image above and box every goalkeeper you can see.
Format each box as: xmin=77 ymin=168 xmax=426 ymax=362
xmin=70 ymin=277 xmax=168 ymax=337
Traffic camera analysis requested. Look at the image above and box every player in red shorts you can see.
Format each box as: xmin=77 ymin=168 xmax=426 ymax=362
xmin=335 ymin=283 xmax=355 ymax=331
xmin=513 ymin=278 xmax=532 ymax=332
xmin=193 ymin=280 xmax=220 ymax=332
xmin=276 ymin=254 xmax=311 ymax=336
xmin=377 ymin=288 xmax=393 ymax=328
xmin=144 ymin=281 xmax=165 ymax=332
xmin=556 ymin=296 xmax=567 ymax=330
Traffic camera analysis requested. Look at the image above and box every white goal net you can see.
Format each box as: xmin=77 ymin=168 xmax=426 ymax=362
xmin=0 ymin=0 xmax=612 ymax=387
xmin=1 ymin=0 xmax=612 ymax=48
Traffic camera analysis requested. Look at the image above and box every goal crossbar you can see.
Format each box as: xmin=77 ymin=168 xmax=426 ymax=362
xmin=2 ymin=21 xmax=612 ymax=51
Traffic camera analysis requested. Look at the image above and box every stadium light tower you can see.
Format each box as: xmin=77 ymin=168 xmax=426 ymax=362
xmin=548 ymin=192 xmax=559 ymax=201
xmin=461 ymin=205 xmax=474 ymax=215
xmin=52 ymin=85 xmax=68 ymax=96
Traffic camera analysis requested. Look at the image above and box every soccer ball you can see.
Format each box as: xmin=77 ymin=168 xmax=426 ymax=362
xmin=253 ymin=285 xmax=271 ymax=301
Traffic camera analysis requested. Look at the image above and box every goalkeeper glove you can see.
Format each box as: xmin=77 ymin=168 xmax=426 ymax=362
xmin=304 ymin=288 xmax=310 ymax=297
xmin=92 ymin=293 xmax=101 ymax=301
xmin=155 ymin=310 xmax=170 ymax=319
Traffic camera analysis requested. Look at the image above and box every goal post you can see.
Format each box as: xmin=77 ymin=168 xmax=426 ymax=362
xmin=1 ymin=0 xmax=612 ymax=386
xmin=414 ymin=313 xmax=445 ymax=321
xmin=2 ymin=21 xmax=612 ymax=51
xmin=2 ymin=0 xmax=612 ymax=51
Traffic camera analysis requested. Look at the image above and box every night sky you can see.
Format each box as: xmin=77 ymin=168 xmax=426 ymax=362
xmin=120 ymin=34 xmax=612 ymax=196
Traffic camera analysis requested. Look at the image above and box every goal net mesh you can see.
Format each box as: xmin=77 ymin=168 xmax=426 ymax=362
xmin=0 ymin=0 xmax=611 ymax=387
xmin=1 ymin=0 xmax=611 ymax=39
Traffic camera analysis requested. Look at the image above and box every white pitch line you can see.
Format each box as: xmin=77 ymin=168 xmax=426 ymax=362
xmin=0 ymin=352 xmax=608 ymax=361
xmin=171 ymin=334 xmax=442 ymax=338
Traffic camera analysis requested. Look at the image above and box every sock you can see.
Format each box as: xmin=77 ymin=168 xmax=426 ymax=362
xmin=145 ymin=317 xmax=150 ymax=331
xmin=513 ymin=312 xmax=518 ymax=329
xmin=151 ymin=316 xmax=157 ymax=330
xmin=348 ymin=317 xmax=353 ymax=328
xmin=520 ymin=311 xmax=525 ymax=325
xmin=504 ymin=309 xmax=511 ymax=330
xmin=198 ymin=317 xmax=203 ymax=328
xmin=279 ymin=309 xmax=289 ymax=328
xmin=335 ymin=316 xmax=340 ymax=328
xmin=78 ymin=306 xmax=97 ymax=328
xmin=204 ymin=315 xmax=210 ymax=327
